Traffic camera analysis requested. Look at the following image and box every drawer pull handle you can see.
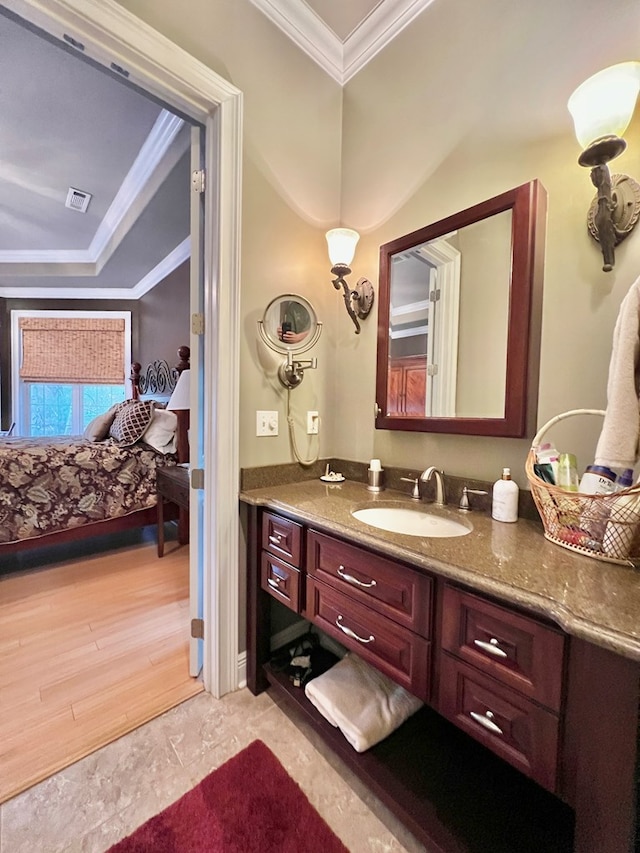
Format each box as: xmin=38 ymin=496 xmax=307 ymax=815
xmin=337 ymin=566 xmax=377 ymax=588
xmin=335 ymin=615 xmax=374 ymax=644
xmin=473 ymin=638 xmax=508 ymax=659
xmin=268 ymin=534 xmax=282 ymax=545
xmin=470 ymin=709 xmax=503 ymax=736
xmin=267 ymin=577 xmax=281 ymax=589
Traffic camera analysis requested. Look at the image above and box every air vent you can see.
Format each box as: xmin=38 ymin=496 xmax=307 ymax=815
xmin=65 ymin=187 xmax=92 ymax=213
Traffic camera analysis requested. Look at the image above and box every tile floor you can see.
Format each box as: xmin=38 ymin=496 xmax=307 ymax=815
xmin=0 ymin=688 xmax=425 ymax=853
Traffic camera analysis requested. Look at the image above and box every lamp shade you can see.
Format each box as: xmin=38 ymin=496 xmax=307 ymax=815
xmin=568 ymin=61 xmax=640 ymax=149
xmin=326 ymin=228 xmax=360 ymax=267
xmin=167 ymin=369 xmax=190 ymax=411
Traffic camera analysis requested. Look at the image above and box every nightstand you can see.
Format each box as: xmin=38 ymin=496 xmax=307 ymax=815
xmin=156 ymin=465 xmax=190 ymax=557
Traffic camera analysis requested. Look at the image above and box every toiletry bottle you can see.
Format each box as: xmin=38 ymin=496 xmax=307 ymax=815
xmin=491 ymin=468 xmax=519 ymax=523
xmin=578 ymin=465 xmax=617 ymax=541
xmin=617 ymin=469 xmax=634 ymax=491
xmin=557 ymin=453 xmax=579 ymax=491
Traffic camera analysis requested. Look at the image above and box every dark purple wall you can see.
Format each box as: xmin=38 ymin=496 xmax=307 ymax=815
xmin=139 ymin=260 xmax=190 ymax=368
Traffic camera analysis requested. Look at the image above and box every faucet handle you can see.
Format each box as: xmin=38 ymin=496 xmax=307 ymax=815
xmin=459 ymin=486 xmax=489 ymax=511
xmin=400 ymin=477 xmax=420 ymax=500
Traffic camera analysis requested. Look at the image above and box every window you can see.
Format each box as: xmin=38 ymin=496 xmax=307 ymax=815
xmin=11 ymin=311 xmax=132 ymax=437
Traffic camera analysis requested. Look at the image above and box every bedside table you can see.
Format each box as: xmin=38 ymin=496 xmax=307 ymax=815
xmin=156 ymin=465 xmax=190 ymax=557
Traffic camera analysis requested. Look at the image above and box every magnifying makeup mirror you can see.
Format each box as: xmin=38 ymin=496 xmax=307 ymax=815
xmin=258 ymin=294 xmax=322 ymax=388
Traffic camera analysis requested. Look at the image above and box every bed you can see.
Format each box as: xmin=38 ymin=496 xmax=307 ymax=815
xmin=0 ymin=347 xmax=190 ymax=554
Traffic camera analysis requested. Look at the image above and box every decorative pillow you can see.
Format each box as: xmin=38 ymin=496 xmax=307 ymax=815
xmin=83 ymin=406 xmax=118 ymax=442
xmin=108 ymin=400 xmax=155 ymax=446
xmin=140 ymin=408 xmax=178 ymax=454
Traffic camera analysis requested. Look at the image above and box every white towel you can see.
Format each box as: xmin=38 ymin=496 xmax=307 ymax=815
xmin=594 ymin=275 xmax=640 ymax=470
xmin=304 ymin=653 xmax=423 ymax=753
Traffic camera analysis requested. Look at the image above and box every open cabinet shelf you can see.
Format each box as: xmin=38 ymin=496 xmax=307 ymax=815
xmin=264 ymin=662 xmax=574 ymax=853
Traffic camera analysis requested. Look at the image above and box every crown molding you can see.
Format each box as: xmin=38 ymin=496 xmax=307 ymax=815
xmin=0 ymin=237 xmax=191 ymax=299
xmin=249 ymin=0 xmax=435 ymax=85
xmin=249 ymin=0 xmax=343 ymax=83
xmin=0 ymin=109 xmax=185 ymax=275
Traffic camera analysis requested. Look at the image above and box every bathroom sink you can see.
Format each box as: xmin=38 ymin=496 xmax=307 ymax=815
xmin=351 ymin=506 xmax=472 ymax=538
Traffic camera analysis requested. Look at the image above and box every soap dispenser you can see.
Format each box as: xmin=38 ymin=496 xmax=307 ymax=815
xmin=492 ymin=468 xmax=519 ymax=523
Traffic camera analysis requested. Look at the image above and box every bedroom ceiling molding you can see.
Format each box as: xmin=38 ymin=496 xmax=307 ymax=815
xmin=0 ymin=109 xmax=186 ymax=285
xmin=249 ymin=0 xmax=436 ymax=84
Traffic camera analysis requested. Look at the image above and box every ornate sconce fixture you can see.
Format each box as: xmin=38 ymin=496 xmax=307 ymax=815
xmin=325 ymin=228 xmax=374 ymax=334
xmin=568 ymin=62 xmax=640 ymax=271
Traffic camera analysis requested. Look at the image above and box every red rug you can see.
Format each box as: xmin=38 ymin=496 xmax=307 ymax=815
xmin=108 ymin=739 xmax=349 ymax=852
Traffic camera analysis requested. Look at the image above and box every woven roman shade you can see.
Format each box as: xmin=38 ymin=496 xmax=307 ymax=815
xmin=19 ymin=317 xmax=126 ymax=384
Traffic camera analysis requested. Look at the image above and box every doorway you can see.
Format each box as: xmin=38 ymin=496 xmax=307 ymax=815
xmin=2 ymin=0 xmax=242 ymax=697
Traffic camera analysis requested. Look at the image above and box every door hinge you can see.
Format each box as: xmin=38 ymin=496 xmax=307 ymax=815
xmin=191 ymin=618 xmax=204 ymax=639
xmin=191 ymin=169 xmax=205 ymax=193
xmin=192 ymin=312 xmax=205 ymax=335
xmin=190 ymin=468 xmax=205 ymax=490
xmin=427 ymin=363 xmax=439 ymax=376
xmin=429 ymin=289 xmax=441 ymax=303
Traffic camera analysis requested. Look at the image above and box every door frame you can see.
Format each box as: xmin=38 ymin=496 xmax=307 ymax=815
xmin=4 ymin=0 xmax=243 ymax=698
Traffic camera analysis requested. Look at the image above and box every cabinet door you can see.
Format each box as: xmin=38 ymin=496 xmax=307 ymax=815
xmin=439 ymin=654 xmax=560 ymax=792
xmin=441 ymin=585 xmax=565 ymax=711
xmin=307 ymin=530 xmax=432 ymax=636
xmin=403 ymin=358 xmax=427 ymax=415
xmin=261 ymin=511 xmax=303 ymax=567
xmin=307 ymin=577 xmax=430 ymax=701
xmin=387 ymin=364 xmax=404 ymax=415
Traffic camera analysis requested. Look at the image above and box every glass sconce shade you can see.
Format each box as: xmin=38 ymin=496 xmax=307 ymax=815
xmin=326 ymin=228 xmax=360 ymax=268
xmin=568 ymin=61 xmax=640 ymax=150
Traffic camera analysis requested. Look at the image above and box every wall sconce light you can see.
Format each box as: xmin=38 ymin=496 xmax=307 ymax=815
xmin=568 ymin=61 xmax=640 ymax=271
xmin=325 ymin=228 xmax=374 ymax=334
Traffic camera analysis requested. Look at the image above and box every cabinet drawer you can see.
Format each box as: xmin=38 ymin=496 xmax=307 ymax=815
xmin=260 ymin=552 xmax=301 ymax=612
xmin=441 ymin=585 xmax=565 ymax=711
xmin=262 ymin=512 xmax=303 ymax=567
xmin=307 ymin=530 xmax=432 ymax=637
xmin=439 ymin=654 xmax=560 ymax=792
xmin=306 ymin=577 xmax=430 ymax=701
xmin=157 ymin=469 xmax=190 ymax=507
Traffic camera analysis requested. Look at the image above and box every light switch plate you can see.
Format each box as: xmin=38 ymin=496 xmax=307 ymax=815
xmin=256 ymin=410 xmax=278 ymax=436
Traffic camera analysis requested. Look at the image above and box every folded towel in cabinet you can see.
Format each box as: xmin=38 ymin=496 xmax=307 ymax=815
xmin=304 ymin=653 xmax=423 ymax=753
xmin=595 ymin=275 xmax=640 ymax=470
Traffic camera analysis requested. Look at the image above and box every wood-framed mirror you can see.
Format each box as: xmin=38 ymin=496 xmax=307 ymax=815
xmin=375 ymin=179 xmax=547 ymax=437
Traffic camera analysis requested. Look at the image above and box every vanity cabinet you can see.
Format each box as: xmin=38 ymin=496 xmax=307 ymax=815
xmin=260 ymin=511 xmax=303 ymax=611
xmin=306 ymin=530 xmax=432 ymax=700
xmin=244 ymin=501 xmax=639 ymax=853
xmin=437 ymin=585 xmax=565 ymax=791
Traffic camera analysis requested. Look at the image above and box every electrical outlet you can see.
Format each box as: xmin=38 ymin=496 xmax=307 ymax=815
xmin=256 ymin=410 xmax=278 ymax=436
xmin=306 ymin=411 xmax=319 ymax=434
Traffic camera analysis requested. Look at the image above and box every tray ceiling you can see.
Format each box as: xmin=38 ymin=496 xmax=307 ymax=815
xmin=0 ymin=10 xmax=190 ymax=299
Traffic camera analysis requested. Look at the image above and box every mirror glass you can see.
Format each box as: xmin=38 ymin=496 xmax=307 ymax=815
xmin=375 ymin=180 xmax=547 ymax=437
xmin=258 ymin=293 xmax=321 ymax=355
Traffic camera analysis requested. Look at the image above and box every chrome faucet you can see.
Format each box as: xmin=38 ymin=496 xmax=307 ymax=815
xmin=419 ymin=466 xmax=446 ymax=507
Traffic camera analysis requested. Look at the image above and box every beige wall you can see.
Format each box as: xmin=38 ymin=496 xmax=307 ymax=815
xmin=115 ymin=0 xmax=344 ymax=468
xmin=117 ymin=0 xmax=640 ymax=487
xmin=338 ymin=0 xmax=640 ymax=485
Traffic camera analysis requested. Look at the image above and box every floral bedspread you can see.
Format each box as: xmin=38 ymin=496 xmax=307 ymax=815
xmin=0 ymin=436 xmax=176 ymax=544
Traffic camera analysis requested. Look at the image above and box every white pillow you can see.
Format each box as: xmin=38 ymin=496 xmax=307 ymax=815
xmin=141 ymin=407 xmax=178 ymax=454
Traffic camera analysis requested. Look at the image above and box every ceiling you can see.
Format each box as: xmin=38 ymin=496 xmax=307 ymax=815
xmin=0 ymin=10 xmax=191 ymax=300
xmin=0 ymin=0 xmax=417 ymax=301
xmin=249 ymin=0 xmax=434 ymax=84
xmin=2 ymin=1 xmax=638 ymax=301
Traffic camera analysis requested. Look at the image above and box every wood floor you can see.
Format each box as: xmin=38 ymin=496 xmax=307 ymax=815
xmin=0 ymin=529 xmax=203 ymax=803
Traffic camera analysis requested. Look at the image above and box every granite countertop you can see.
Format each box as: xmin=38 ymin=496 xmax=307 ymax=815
xmin=240 ymin=478 xmax=640 ymax=663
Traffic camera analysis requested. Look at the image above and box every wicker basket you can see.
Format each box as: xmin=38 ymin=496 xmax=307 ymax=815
xmin=526 ymin=409 xmax=640 ymax=566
